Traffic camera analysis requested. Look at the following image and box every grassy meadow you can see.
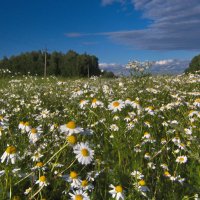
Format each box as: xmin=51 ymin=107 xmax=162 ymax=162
xmin=0 ymin=74 xmax=199 ymax=200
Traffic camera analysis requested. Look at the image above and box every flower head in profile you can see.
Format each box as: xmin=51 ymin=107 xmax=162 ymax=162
xmin=108 ymin=100 xmax=125 ymax=112
xmin=80 ymin=179 xmax=94 ymax=191
xmin=63 ymin=171 xmax=81 ymax=188
xmin=69 ymin=189 xmax=90 ymax=200
xmin=60 ymin=121 xmax=83 ymax=135
xmin=36 ymin=175 xmax=49 ymax=187
xmin=73 ymin=142 xmax=94 ymax=165
xmin=137 ymin=179 xmax=150 ymax=192
xmin=18 ymin=121 xmax=31 ymax=133
xmin=109 ymin=184 xmax=125 ymax=200
xmin=1 ymin=146 xmax=17 ymax=164
xmin=194 ymin=98 xmax=200 ymax=107
xmin=91 ymin=98 xmax=104 ymax=108
xmin=79 ymin=99 xmax=89 ymax=109
xmin=29 ymin=127 xmax=42 ymax=144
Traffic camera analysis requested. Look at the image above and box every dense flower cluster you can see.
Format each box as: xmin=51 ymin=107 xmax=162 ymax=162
xmin=0 ymin=74 xmax=199 ymax=199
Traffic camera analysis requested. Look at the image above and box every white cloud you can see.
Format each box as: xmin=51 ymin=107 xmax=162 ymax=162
xmin=154 ymin=59 xmax=174 ymax=65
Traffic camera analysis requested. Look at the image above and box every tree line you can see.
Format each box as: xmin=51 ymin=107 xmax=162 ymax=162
xmin=0 ymin=50 xmax=115 ymax=77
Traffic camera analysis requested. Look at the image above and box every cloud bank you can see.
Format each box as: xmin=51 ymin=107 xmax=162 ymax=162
xmin=100 ymin=59 xmax=190 ymax=75
xmin=106 ymin=0 xmax=200 ymax=50
xmin=66 ymin=0 xmax=200 ymax=51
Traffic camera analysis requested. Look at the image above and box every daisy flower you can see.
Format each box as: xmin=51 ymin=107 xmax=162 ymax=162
xmin=80 ymin=179 xmax=94 ymax=191
xmin=31 ymin=150 xmax=43 ymax=161
xmin=29 ymin=127 xmax=42 ymax=144
xmin=69 ymin=190 xmax=90 ymax=200
xmin=64 ymin=171 xmax=81 ymax=188
xmin=193 ymin=98 xmax=200 ymax=107
xmin=160 ymin=163 xmax=169 ymax=170
xmin=145 ymin=106 xmax=155 ymax=115
xmin=110 ymin=124 xmax=119 ymax=132
xmin=60 ymin=121 xmax=83 ymax=135
xmin=144 ymin=153 xmax=151 ymax=160
xmin=108 ymin=100 xmax=125 ymax=112
xmin=144 ymin=121 xmax=151 ymax=128
xmin=137 ymin=180 xmax=150 ymax=192
xmin=125 ymin=98 xmax=132 ymax=105
xmin=36 ymin=175 xmax=49 ymax=187
xmin=1 ymin=146 xmax=17 ymax=164
xmin=184 ymin=128 xmax=192 ymax=135
xmin=24 ymin=187 xmax=32 ymax=195
xmin=176 ymin=155 xmax=188 ymax=164
xmin=73 ymin=142 xmax=94 ymax=165
xmin=131 ymin=170 xmax=144 ymax=179
xmin=163 ymin=171 xmax=171 ymax=177
xmin=142 ymin=132 xmax=151 ymax=139
xmin=79 ymin=100 xmax=89 ymax=109
xmin=109 ymin=184 xmax=125 ymax=200
xmin=32 ymin=162 xmax=46 ymax=171
xmin=18 ymin=121 xmax=31 ymax=133
xmin=91 ymin=98 xmax=104 ymax=108
xmin=50 ymin=123 xmax=59 ymax=132
xmin=131 ymin=99 xmax=142 ymax=111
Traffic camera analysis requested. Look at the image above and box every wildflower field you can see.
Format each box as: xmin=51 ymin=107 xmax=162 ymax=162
xmin=0 ymin=74 xmax=200 ymax=200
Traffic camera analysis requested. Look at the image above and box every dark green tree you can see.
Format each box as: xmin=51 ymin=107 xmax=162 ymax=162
xmin=185 ymin=54 xmax=200 ymax=74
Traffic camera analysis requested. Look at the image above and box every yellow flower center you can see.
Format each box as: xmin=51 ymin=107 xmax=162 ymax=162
xmin=0 ymin=126 xmax=2 ymax=131
xmin=135 ymin=100 xmax=140 ymax=105
xmin=70 ymin=171 xmax=78 ymax=179
xmin=138 ymin=180 xmax=146 ymax=186
xmin=67 ymin=135 xmax=77 ymax=144
xmin=6 ymin=146 xmax=16 ymax=154
xmin=81 ymin=148 xmax=89 ymax=157
xmin=31 ymin=128 xmax=37 ymax=134
xmin=148 ymin=106 xmax=154 ymax=110
xmin=66 ymin=121 xmax=76 ymax=129
xmin=12 ymin=196 xmax=20 ymax=200
xmin=0 ymin=115 xmax=3 ymax=120
xmin=115 ymin=185 xmax=123 ymax=193
xmin=24 ymin=122 xmax=29 ymax=126
xmin=144 ymin=132 xmax=149 ymax=136
xmin=179 ymin=157 xmax=185 ymax=162
xmin=39 ymin=176 xmax=46 ymax=182
xmin=75 ymin=195 xmax=83 ymax=200
xmin=92 ymin=98 xmax=97 ymax=103
xmin=19 ymin=121 xmax=24 ymax=125
xmin=81 ymin=180 xmax=88 ymax=187
xmin=113 ymin=101 xmax=120 ymax=107
xmin=195 ymin=98 xmax=200 ymax=103
xmin=80 ymin=100 xmax=85 ymax=103
xmin=36 ymin=162 xmax=44 ymax=167
xmin=164 ymin=171 xmax=170 ymax=176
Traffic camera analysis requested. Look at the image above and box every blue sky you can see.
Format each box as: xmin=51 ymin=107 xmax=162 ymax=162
xmin=1 ymin=0 xmax=200 ymax=71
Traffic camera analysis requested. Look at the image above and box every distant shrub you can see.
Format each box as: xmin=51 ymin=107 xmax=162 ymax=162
xmin=185 ymin=54 xmax=200 ymax=74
